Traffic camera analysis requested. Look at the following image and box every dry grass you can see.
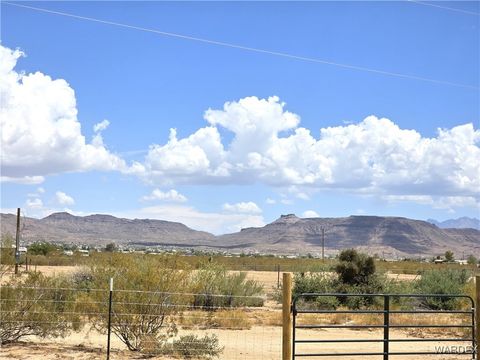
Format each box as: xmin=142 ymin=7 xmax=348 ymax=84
xmin=177 ymin=309 xmax=252 ymax=330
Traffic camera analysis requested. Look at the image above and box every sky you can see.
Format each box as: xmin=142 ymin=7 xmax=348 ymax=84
xmin=1 ymin=1 xmax=479 ymax=234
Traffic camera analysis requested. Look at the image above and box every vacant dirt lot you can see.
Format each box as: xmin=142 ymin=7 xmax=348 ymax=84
xmin=5 ymin=266 xmax=417 ymax=288
xmin=0 ymin=266 xmax=467 ymax=359
xmin=0 ymin=326 xmax=471 ymax=360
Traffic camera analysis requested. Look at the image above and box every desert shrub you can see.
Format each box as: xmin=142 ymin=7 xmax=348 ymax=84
xmin=83 ymin=255 xmax=191 ymax=351
xmin=293 ymin=250 xmax=388 ymax=309
xmin=332 ymin=249 xmax=386 ymax=308
xmin=414 ymin=269 xmax=471 ymax=310
xmin=166 ymin=334 xmax=223 ymax=359
xmin=467 ymin=255 xmax=478 ymax=265
xmin=293 ymin=272 xmax=339 ymax=309
xmin=191 ymin=263 xmax=264 ymax=309
xmin=28 ymin=242 xmax=59 ymax=256
xmin=383 ymin=278 xmax=417 ymax=309
xmin=335 ymin=249 xmax=376 ymax=286
xmin=1 ymin=233 xmax=15 ymax=266
xmin=0 ymin=272 xmax=82 ymax=344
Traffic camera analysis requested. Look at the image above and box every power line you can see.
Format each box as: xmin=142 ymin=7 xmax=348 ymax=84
xmin=4 ymin=1 xmax=478 ymax=90
xmin=408 ymin=0 xmax=480 ymax=16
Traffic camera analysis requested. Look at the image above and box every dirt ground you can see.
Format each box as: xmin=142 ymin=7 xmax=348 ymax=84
xmin=0 ymin=326 xmax=471 ymax=360
xmin=4 ymin=266 xmax=417 ymax=287
xmin=0 ymin=267 xmax=465 ymax=360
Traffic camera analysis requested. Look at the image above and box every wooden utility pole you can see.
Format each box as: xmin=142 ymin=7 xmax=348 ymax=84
xmin=14 ymin=208 xmax=20 ymax=275
xmin=282 ymin=272 xmax=292 ymax=360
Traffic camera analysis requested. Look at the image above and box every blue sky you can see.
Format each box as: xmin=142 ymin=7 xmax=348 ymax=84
xmin=1 ymin=1 xmax=479 ymax=234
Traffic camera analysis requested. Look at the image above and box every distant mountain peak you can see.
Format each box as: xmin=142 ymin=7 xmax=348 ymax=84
xmin=43 ymin=212 xmax=75 ymax=220
xmin=427 ymin=217 xmax=480 ymax=230
xmin=273 ymin=214 xmax=300 ymax=224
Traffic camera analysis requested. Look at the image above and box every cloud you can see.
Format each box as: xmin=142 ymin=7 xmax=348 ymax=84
xmin=0 ymin=45 xmax=126 ymax=183
xmin=1 ymin=175 xmax=45 ymax=184
xmin=265 ymin=198 xmax=276 ymax=205
xmin=26 ymin=198 xmax=43 ymax=209
xmin=222 ymin=201 xmax=262 ymax=214
xmin=141 ymin=189 xmax=187 ymax=203
xmin=55 ymin=191 xmax=75 ymax=206
xmin=134 ymin=96 xmax=479 ymax=201
xmin=302 ymin=210 xmax=320 ymax=218
xmin=383 ymin=195 xmax=479 ymax=212
xmin=93 ymin=119 xmax=110 ymax=133
xmin=116 ymin=205 xmax=265 ymax=234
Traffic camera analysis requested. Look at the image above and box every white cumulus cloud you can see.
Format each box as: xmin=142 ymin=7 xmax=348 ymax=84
xmin=93 ymin=119 xmax=110 ymax=133
xmin=0 ymin=45 xmax=126 ymax=183
xmin=116 ymin=205 xmax=265 ymax=234
xmin=133 ymin=96 xmax=479 ymax=205
xmin=141 ymin=189 xmax=187 ymax=203
xmin=55 ymin=191 xmax=75 ymax=206
xmin=302 ymin=210 xmax=320 ymax=218
xmin=223 ymin=201 xmax=262 ymax=214
xmin=26 ymin=198 xmax=43 ymax=209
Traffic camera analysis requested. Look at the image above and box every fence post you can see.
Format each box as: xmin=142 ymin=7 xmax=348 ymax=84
xmin=476 ymin=276 xmax=480 ymax=357
xmin=277 ymin=265 xmax=281 ymax=289
xmin=107 ymin=277 xmax=113 ymax=360
xmin=283 ymin=272 xmax=292 ymax=360
xmin=383 ymin=295 xmax=390 ymax=360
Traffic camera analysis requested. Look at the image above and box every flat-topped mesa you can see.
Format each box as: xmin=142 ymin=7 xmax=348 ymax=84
xmin=273 ymin=214 xmax=301 ymax=224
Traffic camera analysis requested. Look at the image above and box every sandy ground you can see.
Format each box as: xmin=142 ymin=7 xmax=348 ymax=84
xmin=3 ymin=266 xmax=418 ymax=287
xmin=0 ymin=326 xmax=471 ymax=360
xmin=0 ymin=267 xmax=462 ymax=360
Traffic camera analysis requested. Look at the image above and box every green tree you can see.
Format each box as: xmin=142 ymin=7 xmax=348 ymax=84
xmin=28 ymin=242 xmax=58 ymax=256
xmin=444 ymin=250 xmax=455 ymax=262
xmin=335 ymin=249 xmax=376 ymax=286
xmin=333 ymin=249 xmax=384 ymax=308
xmin=104 ymin=242 xmax=117 ymax=252
xmin=467 ymin=255 xmax=478 ymax=265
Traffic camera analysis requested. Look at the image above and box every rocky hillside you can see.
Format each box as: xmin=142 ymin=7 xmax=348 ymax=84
xmin=0 ymin=212 xmax=215 ymax=246
xmin=1 ymin=212 xmax=479 ymax=256
xmin=217 ymin=214 xmax=480 ymax=256
xmin=428 ymin=217 xmax=480 ymax=230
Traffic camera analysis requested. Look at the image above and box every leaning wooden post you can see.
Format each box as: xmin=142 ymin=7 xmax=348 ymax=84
xmin=283 ymin=272 xmax=292 ymax=360
xmin=476 ymin=276 xmax=480 ymax=355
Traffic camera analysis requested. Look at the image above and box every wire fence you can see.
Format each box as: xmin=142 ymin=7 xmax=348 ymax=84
xmin=0 ymin=284 xmax=282 ymax=359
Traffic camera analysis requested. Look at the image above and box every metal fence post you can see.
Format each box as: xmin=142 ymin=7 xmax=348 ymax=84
xmin=107 ymin=278 xmax=113 ymax=360
xmin=384 ymin=295 xmax=390 ymax=360
xmin=283 ymin=272 xmax=292 ymax=360
xmin=476 ymin=276 xmax=480 ymax=358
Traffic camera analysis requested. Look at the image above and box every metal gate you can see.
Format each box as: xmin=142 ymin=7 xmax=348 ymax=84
xmin=292 ymin=293 xmax=476 ymax=359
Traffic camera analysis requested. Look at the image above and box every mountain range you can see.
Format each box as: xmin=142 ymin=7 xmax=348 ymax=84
xmin=427 ymin=217 xmax=480 ymax=230
xmin=1 ymin=212 xmax=479 ymax=257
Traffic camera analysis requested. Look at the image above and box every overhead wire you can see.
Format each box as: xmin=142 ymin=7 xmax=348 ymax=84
xmin=3 ymin=1 xmax=478 ymax=90
xmin=407 ymin=0 xmax=480 ymax=16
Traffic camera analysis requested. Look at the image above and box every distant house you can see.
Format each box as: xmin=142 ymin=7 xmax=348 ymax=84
xmin=78 ymin=249 xmax=89 ymax=257
xmin=64 ymin=250 xmax=74 ymax=256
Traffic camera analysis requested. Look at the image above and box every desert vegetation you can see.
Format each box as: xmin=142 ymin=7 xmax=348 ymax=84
xmin=1 ymin=246 xmax=477 ymax=359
